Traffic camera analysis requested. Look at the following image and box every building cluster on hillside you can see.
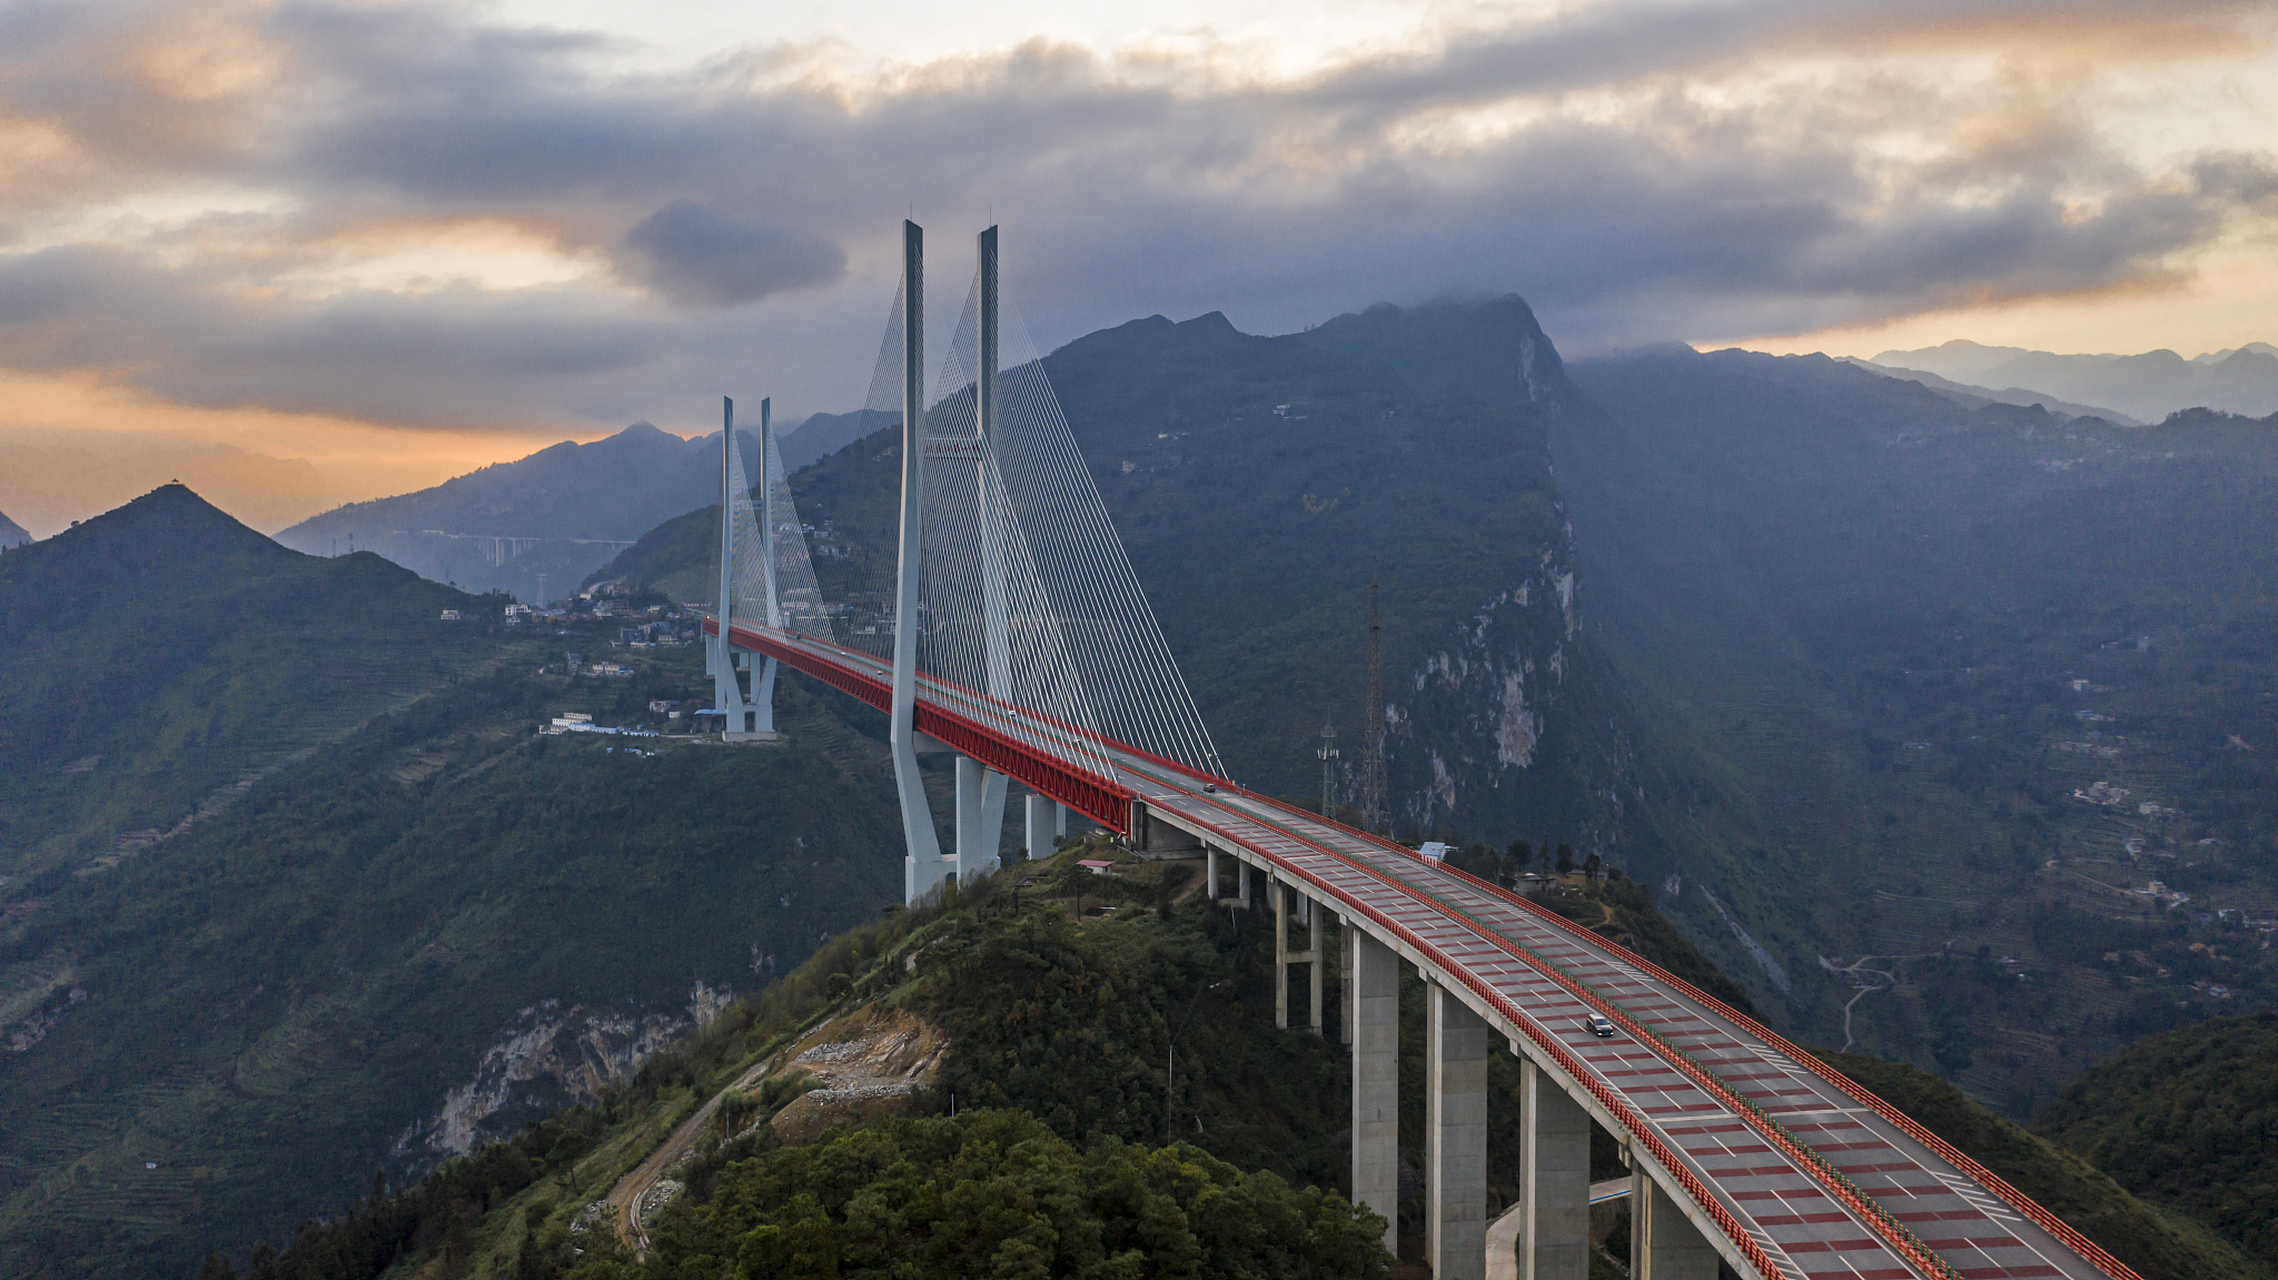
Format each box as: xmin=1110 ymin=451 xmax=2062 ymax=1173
xmin=543 ymin=711 xmax=659 ymax=738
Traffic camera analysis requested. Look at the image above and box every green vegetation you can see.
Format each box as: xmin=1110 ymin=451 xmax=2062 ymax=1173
xmin=1811 ymin=1049 xmax=2270 ymax=1280
xmin=190 ymin=857 xmax=1800 ymax=1279
xmin=617 ymin=1110 xmax=1389 ymax=1280
xmin=2037 ymin=1013 xmax=2278 ymax=1266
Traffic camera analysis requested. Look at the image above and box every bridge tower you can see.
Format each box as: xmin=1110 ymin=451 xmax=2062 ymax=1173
xmin=893 ymin=222 xmax=955 ymax=902
xmin=709 ymin=396 xmax=781 ymax=739
xmin=955 ymin=225 xmax=1014 ymax=883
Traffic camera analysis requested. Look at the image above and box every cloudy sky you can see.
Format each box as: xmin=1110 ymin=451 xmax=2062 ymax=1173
xmin=3 ymin=0 xmax=2274 ymax=534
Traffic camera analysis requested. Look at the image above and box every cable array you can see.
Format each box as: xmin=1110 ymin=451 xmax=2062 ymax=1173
xmin=723 ymin=428 xmax=833 ymax=643
xmin=985 ymin=289 xmax=1225 ymax=778
xmin=729 ymin=244 xmax=1224 ymax=785
xmin=915 ymin=272 xmax=1121 ymax=783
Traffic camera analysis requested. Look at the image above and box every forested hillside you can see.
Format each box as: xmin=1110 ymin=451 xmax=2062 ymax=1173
xmin=0 ymin=489 xmax=921 ymax=1279
xmin=195 ymin=860 xmax=2266 ymax=1280
xmin=1545 ymin=346 xmax=2278 ymax=1112
xmin=0 ymin=485 xmax=502 ymax=880
xmin=1291 ymin=301 xmax=2278 ymax=1112
xmin=2039 ymin=1013 xmax=2278 ymax=1267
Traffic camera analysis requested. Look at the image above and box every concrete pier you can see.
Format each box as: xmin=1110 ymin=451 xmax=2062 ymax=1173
xmin=1025 ymin=792 xmax=1054 ymax=860
xmin=1351 ymin=932 xmax=1400 ymax=1250
xmin=1428 ymin=983 xmax=1490 ymax=1280
xmin=1632 ymin=1172 xmax=1718 ymax=1280
xmin=1521 ymin=1060 xmax=1590 ymax=1280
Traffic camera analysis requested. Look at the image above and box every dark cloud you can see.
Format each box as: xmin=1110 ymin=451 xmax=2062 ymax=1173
xmin=0 ymin=0 xmax=2270 ymax=431
xmin=618 ymin=200 xmax=846 ymax=306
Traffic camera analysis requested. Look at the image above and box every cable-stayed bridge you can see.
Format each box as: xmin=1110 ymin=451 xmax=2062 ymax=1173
xmin=699 ymin=222 xmax=2137 ymax=1280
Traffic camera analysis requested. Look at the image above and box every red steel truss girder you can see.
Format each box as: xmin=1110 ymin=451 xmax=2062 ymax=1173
xmin=710 ymin=621 xmax=1134 ymax=833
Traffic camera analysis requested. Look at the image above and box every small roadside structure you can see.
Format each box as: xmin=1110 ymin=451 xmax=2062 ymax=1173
xmin=1075 ymin=859 xmax=1118 ymax=876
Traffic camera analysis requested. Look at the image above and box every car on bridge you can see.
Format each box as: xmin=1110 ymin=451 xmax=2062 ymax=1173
xmin=1583 ymin=1012 xmax=1616 ymax=1038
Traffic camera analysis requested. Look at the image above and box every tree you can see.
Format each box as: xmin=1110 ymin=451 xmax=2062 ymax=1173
xmin=1555 ymin=843 xmax=1576 ymax=874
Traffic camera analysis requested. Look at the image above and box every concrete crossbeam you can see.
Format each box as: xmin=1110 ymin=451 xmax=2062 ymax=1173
xmin=1429 ymin=984 xmax=1490 ymax=1280
xmin=1351 ymin=931 xmax=1400 ymax=1251
xmin=1522 ymin=1060 xmax=1590 ymax=1280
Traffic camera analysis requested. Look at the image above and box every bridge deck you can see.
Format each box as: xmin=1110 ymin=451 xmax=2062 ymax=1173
xmin=720 ymin=621 xmax=2131 ymax=1280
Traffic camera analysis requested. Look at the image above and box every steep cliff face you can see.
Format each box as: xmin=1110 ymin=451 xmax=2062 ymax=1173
xmin=392 ymin=982 xmax=737 ymax=1166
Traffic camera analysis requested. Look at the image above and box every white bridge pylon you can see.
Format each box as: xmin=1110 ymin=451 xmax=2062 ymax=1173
xmin=714 ymin=221 xmax=1225 ymax=904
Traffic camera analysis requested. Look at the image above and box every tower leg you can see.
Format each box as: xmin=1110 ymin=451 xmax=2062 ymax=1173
xmin=956 ymin=757 xmax=1009 ymax=880
xmin=1429 ymin=984 xmax=1489 ymax=1280
xmin=750 ymin=656 xmax=778 ymax=734
xmin=890 ymin=220 xmax=944 ymax=903
xmin=1521 ymin=1061 xmax=1590 ymax=1280
xmin=1025 ymin=792 xmax=1054 ymax=859
xmin=1352 ymin=932 xmax=1400 ymax=1252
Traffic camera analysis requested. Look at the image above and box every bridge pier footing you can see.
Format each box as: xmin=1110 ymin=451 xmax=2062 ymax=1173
xmin=1429 ymin=983 xmax=1489 ymax=1280
xmin=1631 ymin=1171 xmax=1718 ymax=1280
xmin=1205 ymin=846 xmax=1219 ymax=900
xmin=1025 ymin=792 xmax=1055 ymax=859
xmin=1351 ymin=932 xmax=1400 ymax=1252
xmin=1520 ymin=1060 xmax=1591 ymax=1280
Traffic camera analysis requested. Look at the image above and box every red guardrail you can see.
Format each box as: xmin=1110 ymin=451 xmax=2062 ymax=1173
xmin=1419 ymin=859 xmax=2143 ymax=1280
xmin=723 ymin=624 xmax=1136 ymax=832
xmin=1175 ymin=813 xmax=1793 ymax=1279
xmin=1195 ymin=798 xmax=1960 ymax=1280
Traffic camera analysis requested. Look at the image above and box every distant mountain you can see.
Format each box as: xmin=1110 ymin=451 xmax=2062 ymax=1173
xmin=1869 ymin=339 xmax=2278 ymax=421
xmin=0 ymin=483 xmax=500 ymax=875
xmin=0 ymin=486 xmax=907 ymax=1280
xmin=1840 ymin=358 xmax=2143 ymax=425
xmin=1282 ymin=302 xmax=2278 ymax=1109
xmin=1299 ymin=295 xmax=1578 ymax=410
xmin=0 ymin=507 xmax=27 ymax=548
xmin=0 ymin=437 xmax=331 ymax=540
xmin=597 ymin=305 xmax=1690 ymax=891
xmin=279 ymin=414 xmax=858 ymax=603
xmin=1557 ymin=343 xmax=2278 ymax=1103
